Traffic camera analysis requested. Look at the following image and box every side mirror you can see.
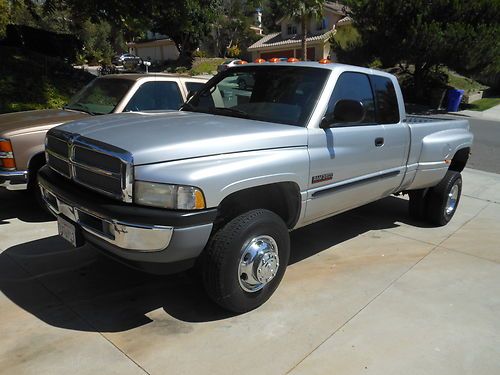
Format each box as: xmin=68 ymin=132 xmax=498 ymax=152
xmin=320 ymin=99 xmax=365 ymax=128
xmin=187 ymin=90 xmax=197 ymax=101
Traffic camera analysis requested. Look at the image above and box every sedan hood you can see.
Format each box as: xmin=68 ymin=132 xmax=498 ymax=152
xmin=0 ymin=109 xmax=90 ymax=137
xmin=57 ymin=111 xmax=308 ymax=165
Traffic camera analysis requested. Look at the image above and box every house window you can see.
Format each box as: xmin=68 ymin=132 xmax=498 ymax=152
xmin=287 ymin=24 xmax=297 ymax=35
xmin=316 ymin=18 xmax=327 ymax=31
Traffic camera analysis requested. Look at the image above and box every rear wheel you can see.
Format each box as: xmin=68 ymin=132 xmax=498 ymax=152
xmin=201 ymin=209 xmax=290 ymax=313
xmin=426 ymin=171 xmax=462 ymax=226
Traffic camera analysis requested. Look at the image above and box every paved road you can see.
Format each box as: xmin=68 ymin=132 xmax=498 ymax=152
xmin=459 ymin=117 xmax=500 ymax=174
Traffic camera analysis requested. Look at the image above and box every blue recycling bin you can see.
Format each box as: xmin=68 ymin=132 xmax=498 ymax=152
xmin=447 ymin=89 xmax=465 ymax=112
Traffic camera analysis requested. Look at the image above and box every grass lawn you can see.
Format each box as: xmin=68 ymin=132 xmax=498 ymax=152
xmin=0 ymin=46 xmax=94 ymax=114
xmin=466 ymin=97 xmax=500 ymax=111
xmin=189 ymin=58 xmax=224 ymax=75
xmin=446 ymin=69 xmax=488 ymax=92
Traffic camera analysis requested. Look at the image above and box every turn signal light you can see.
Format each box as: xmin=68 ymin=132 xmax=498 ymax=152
xmin=287 ymin=57 xmax=299 ymax=63
xmin=319 ymin=58 xmax=332 ymax=64
xmin=269 ymin=57 xmax=280 ymax=63
xmin=254 ymin=58 xmax=266 ymax=63
xmin=0 ymin=139 xmax=13 ymax=152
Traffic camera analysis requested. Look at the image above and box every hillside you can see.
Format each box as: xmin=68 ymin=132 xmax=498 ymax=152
xmin=0 ymin=46 xmax=94 ymax=114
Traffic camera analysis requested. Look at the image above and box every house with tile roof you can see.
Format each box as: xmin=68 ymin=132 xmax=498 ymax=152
xmin=248 ymin=1 xmax=351 ymax=61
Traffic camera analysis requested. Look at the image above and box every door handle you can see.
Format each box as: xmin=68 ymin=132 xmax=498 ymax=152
xmin=375 ymin=137 xmax=384 ymax=147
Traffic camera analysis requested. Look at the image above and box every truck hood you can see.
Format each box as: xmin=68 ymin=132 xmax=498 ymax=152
xmin=57 ymin=111 xmax=308 ymax=165
xmin=0 ymin=109 xmax=90 ymax=137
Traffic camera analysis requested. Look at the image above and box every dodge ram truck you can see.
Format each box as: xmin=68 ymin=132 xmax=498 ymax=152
xmin=0 ymin=73 xmax=208 ymax=204
xmin=38 ymin=61 xmax=473 ymax=313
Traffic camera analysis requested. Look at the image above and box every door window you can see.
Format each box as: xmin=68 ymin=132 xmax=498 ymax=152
xmin=325 ymin=72 xmax=376 ymax=126
xmin=124 ymin=81 xmax=183 ymax=112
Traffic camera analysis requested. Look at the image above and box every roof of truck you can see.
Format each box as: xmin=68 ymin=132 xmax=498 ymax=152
xmin=240 ymin=61 xmax=396 ymax=79
xmin=97 ymin=73 xmax=210 ymax=81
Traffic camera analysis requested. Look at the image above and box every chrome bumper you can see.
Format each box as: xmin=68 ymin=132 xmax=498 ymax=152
xmin=40 ymin=184 xmax=173 ymax=252
xmin=0 ymin=170 xmax=28 ymax=190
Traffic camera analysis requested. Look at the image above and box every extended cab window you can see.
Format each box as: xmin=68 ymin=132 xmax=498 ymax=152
xmin=125 ymin=81 xmax=183 ymax=112
xmin=326 ymin=72 xmax=376 ymax=126
xmin=370 ymin=75 xmax=400 ymax=124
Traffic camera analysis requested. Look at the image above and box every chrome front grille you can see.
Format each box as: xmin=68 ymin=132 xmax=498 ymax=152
xmin=45 ymin=130 xmax=133 ymax=202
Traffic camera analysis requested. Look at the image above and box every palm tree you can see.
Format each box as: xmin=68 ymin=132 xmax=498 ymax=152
xmin=283 ymin=0 xmax=325 ymax=61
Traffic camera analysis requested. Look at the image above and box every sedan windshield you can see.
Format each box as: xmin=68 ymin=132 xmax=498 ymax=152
xmin=182 ymin=66 xmax=330 ymax=126
xmin=65 ymin=78 xmax=133 ymax=115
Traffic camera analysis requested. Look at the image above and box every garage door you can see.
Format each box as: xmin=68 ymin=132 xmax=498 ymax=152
xmin=260 ymin=50 xmax=294 ymax=59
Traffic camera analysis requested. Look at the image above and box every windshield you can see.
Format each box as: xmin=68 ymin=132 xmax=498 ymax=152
xmin=65 ymin=78 xmax=133 ymax=115
xmin=182 ymin=66 xmax=329 ymax=126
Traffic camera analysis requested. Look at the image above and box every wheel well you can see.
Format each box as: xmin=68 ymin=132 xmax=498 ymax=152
xmin=449 ymin=147 xmax=470 ymax=172
xmin=215 ymin=182 xmax=301 ymax=230
xmin=27 ymin=152 xmax=46 ymax=187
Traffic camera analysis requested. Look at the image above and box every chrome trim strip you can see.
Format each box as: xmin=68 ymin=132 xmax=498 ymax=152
xmin=0 ymin=151 xmax=13 ymax=159
xmin=0 ymin=170 xmax=28 ymax=190
xmin=40 ymin=183 xmax=173 ymax=252
xmin=311 ymin=170 xmax=401 ymax=198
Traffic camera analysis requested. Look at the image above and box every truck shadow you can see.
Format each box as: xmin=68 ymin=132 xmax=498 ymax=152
xmin=0 ymin=190 xmax=54 ymax=224
xmin=0 ymin=196 xmax=429 ymax=331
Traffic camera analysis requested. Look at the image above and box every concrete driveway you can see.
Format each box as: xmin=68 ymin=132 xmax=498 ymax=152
xmin=0 ymin=168 xmax=499 ymax=375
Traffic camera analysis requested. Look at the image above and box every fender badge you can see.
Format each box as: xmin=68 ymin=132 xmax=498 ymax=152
xmin=312 ymin=173 xmax=333 ymax=184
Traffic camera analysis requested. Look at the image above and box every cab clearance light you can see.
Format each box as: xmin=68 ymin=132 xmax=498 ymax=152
xmin=287 ymin=57 xmax=299 ymax=63
xmin=235 ymin=60 xmax=248 ymax=65
xmin=254 ymin=58 xmax=266 ymax=63
xmin=319 ymin=58 xmax=332 ymax=64
xmin=269 ymin=57 xmax=281 ymax=63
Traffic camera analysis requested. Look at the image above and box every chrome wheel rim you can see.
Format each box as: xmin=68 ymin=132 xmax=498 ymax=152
xmin=238 ymin=235 xmax=279 ymax=293
xmin=445 ymin=183 xmax=459 ymax=216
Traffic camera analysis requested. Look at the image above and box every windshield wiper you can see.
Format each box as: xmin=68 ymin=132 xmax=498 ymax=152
xmin=209 ymin=107 xmax=251 ymax=119
xmin=63 ymin=103 xmax=97 ymax=115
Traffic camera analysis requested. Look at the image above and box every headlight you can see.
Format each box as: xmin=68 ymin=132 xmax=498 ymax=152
xmin=134 ymin=181 xmax=206 ymax=210
xmin=0 ymin=138 xmax=16 ymax=170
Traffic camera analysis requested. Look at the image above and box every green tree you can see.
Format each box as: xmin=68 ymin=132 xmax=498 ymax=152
xmin=210 ymin=0 xmax=261 ymax=57
xmin=277 ymin=0 xmax=325 ymax=60
xmin=151 ymin=0 xmax=219 ymax=65
xmin=343 ymin=0 xmax=500 ymax=100
xmin=0 ymin=0 xmax=9 ymax=38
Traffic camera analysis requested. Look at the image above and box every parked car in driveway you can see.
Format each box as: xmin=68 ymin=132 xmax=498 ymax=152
xmin=217 ymin=59 xmax=246 ymax=72
xmin=112 ymin=53 xmax=142 ymax=67
xmin=38 ymin=62 xmax=472 ymax=313
xmin=0 ymin=74 xmax=208 ymax=203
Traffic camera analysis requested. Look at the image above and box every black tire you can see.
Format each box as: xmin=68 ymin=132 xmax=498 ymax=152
xmin=201 ymin=209 xmax=290 ymax=313
xmin=408 ymin=189 xmax=427 ymax=220
xmin=426 ymin=170 xmax=462 ymax=226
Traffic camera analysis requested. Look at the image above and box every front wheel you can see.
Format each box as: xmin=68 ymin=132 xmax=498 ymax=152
xmin=201 ymin=209 xmax=290 ymax=313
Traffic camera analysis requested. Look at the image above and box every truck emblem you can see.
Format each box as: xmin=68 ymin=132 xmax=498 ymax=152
xmin=312 ymin=173 xmax=333 ymax=184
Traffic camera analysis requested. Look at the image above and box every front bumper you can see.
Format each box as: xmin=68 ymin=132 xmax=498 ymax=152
xmin=0 ymin=170 xmax=28 ymax=190
xmin=38 ymin=166 xmax=216 ymax=269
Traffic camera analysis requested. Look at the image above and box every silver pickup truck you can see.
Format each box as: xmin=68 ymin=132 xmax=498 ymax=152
xmin=38 ymin=62 xmax=473 ymax=313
